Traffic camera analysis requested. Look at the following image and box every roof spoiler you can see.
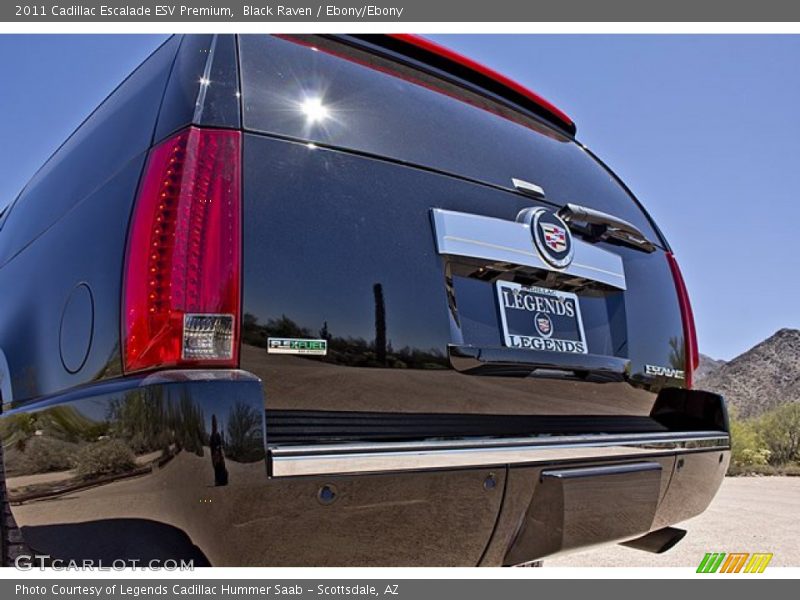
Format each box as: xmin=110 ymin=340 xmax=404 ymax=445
xmin=366 ymin=34 xmax=576 ymax=136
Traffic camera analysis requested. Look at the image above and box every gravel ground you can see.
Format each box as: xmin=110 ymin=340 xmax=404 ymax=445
xmin=547 ymin=476 xmax=800 ymax=567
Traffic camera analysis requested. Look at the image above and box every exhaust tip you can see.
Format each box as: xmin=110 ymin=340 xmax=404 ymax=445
xmin=620 ymin=527 xmax=687 ymax=554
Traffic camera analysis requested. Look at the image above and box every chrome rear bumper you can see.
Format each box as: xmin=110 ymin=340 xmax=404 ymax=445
xmin=269 ymin=430 xmax=730 ymax=477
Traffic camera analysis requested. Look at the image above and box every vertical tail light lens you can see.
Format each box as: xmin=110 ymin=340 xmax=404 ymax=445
xmin=123 ymin=126 xmax=241 ymax=373
xmin=666 ymin=252 xmax=699 ymax=389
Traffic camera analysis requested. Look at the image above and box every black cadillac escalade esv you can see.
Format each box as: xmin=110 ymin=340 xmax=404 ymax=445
xmin=0 ymin=35 xmax=729 ymax=566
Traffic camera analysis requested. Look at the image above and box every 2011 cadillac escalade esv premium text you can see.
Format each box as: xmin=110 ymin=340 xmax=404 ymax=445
xmin=0 ymin=35 xmax=730 ymax=566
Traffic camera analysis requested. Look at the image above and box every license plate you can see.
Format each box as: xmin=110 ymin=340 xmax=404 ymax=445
xmin=496 ymin=281 xmax=587 ymax=354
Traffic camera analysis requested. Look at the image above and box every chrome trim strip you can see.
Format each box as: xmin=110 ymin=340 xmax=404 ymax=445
xmin=269 ymin=431 xmax=730 ymax=477
xmin=431 ymin=208 xmax=626 ymax=290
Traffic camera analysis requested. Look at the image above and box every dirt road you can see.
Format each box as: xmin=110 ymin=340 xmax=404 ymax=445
xmin=548 ymin=476 xmax=800 ymax=567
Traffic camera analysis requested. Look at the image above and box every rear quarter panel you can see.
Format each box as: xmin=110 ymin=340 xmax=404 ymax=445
xmin=0 ymin=36 xmax=179 ymax=406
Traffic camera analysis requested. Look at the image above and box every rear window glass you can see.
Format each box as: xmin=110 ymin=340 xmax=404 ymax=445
xmin=238 ymin=35 xmax=661 ymax=244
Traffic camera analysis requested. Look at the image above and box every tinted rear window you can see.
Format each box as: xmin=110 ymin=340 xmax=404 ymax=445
xmin=238 ymin=35 xmax=661 ymax=244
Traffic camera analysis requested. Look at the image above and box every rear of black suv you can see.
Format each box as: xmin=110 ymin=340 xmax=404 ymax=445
xmin=0 ymin=34 xmax=729 ymax=566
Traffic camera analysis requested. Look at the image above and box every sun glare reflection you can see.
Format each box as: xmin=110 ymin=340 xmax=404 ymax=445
xmin=300 ymin=97 xmax=330 ymax=122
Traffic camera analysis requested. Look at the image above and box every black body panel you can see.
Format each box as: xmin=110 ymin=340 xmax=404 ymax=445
xmin=239 ymin=132 xmax=684 ymax=435
xmin=154 ymin=34 xmax=241 ymax=141
xmin=0 ymin=372 xmax=504 ymax=567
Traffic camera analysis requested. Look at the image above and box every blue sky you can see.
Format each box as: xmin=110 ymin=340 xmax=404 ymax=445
xmin=1 ymin=34 xmax=798 ymax=360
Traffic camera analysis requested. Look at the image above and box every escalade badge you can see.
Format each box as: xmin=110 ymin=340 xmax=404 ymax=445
xmin=520 ymin=207 xmax=574 ymax=268
xmin=645 ymin=364 xmax=685 ymax=379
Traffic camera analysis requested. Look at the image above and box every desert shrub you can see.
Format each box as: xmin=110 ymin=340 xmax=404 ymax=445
xmin=727 ymin=463 xmax=800 ymax=477
xmin=757 ymin=403 xmax=800 ymax=465
xmin=0 ymin=413 xmax=38 ymax=446
xmin=72 ymin=439 xmax=136 ymax=479
xmin=13 ymin=436 xmax=79 ymax=474
xmin=777 ymin=463 xmax=800 ymax=476
xmin=729 ymin=417 xmax=770 ymax=468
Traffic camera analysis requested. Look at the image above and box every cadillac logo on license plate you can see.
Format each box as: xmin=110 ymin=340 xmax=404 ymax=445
xmin=496 ymin=281 xmax=587 ymax=354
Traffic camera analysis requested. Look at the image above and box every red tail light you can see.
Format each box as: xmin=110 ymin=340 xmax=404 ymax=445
xmin=666 ymin=252 xmax=699 ymax=389
xmin=123 ymin=127 xmax=241 ymax=373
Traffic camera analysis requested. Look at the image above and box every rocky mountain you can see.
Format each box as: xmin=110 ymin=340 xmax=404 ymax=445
xmin=695 ymin=353 xmax=726 ymax=381
xmin=695 ymin=328 xmax=800 ymax=419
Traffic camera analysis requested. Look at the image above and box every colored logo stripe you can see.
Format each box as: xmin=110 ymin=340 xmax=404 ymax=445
xmin=697 ymin=552 xmax=773 ymax=573
xmin=719 ymin=553 xmax=749 ymax=573
xmin=744 ymin=553 xmax=773 ymax=573
xmin=697 ymin=552 xmax=726 ymax=573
